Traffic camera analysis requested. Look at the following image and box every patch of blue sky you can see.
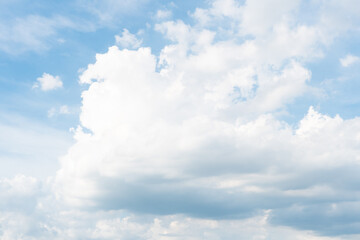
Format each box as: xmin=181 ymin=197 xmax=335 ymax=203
xmin=284 ymin=31 xmax=360 ymax=124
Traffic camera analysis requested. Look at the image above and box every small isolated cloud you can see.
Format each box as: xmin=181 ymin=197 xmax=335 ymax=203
xmin=48 ymin=105 xmax=70 ymax=118
xmin=33 ymin=73 xmax=63 ymax=91
xmin=340 ymin=54 xmax=360 ymax=67
xmin=59 ymin=105 xmax=70 ymax=114
xmin=155 ymin=9 xmax=172 ymax=20
xmin=115 ymin=29 xmax=142 ymax=49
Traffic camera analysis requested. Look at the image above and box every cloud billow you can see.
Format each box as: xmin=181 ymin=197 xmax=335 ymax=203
xmin=54 ymin=0 xmax=360 ymax=236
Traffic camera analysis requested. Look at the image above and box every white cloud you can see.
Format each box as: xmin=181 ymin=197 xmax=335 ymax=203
xmin=89 ymin=213 xmax=342 ymax=240
xmin=52 ymin=0 xmax=360 ymax=237
xmin=340 ymin=54 xmax=360 ymax=67
xmin=155 ymin=9 xmax=172 ymax=20
xmin=240 ymin=0 xmax=301 ymax=36
xmin=115 ymin=29 xmax=142 ymax=49
xmin=0 ymin=205 xmax=350 ymax=239
xmin=56 ymin=43 xmax=360 ymax=238
xmin=34 ymin=73 xmax=63 ymax=91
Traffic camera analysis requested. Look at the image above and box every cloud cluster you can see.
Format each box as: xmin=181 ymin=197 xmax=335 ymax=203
xmin=52 ymin=0 xmax=360 ymax=238
xmin=2 ymin=0 xmax=360 ymax=239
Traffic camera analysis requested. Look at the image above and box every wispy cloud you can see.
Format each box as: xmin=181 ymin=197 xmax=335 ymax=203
xmin=48 ymin=105 xmax=71 ymax=118
xmin=0 ymin=0 xmax=147 ymax=55
xmin=0 ymin=15 xmax=76 ymax=54
xmin=155 ymin=9 xmax=172 ymax=20
xmin=115 ymin=29 xmax=143 ymax=49
xmin=340 ymin=54 xmax=360 ymax=67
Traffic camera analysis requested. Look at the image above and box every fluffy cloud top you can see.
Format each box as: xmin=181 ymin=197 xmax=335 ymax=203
xmin=34 ymin=73 xmax=63 ymax=91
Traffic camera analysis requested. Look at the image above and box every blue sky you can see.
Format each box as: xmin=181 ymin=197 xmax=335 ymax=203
xmin=1 ymin=0 xmax=360 ymax=239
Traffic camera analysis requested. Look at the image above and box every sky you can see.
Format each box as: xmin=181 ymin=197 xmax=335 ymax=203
xmin=1 ymin=0 xmax=360 ymax=239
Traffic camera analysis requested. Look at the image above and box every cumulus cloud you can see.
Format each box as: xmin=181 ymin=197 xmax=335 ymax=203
xmin=33 ymin=73 xmax=63 ymax=91
xmin=53 ymin=0 xmax=360 ymax=237
xmin=115 ymin=29 xmax=143 ymax=49
xmin=340 ymin=54 xmax=360 ymax=67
